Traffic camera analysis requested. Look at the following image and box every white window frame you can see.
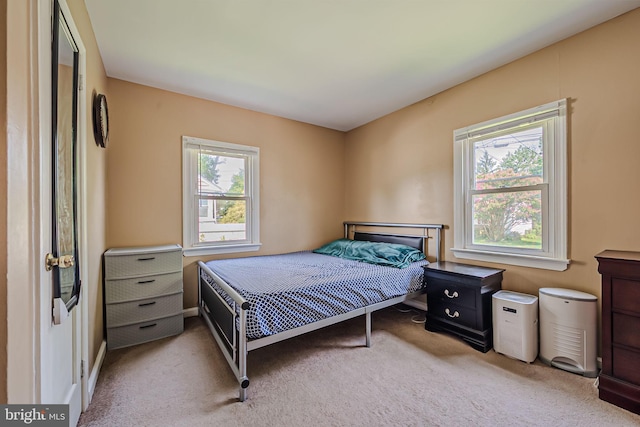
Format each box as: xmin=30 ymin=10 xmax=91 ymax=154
xmin=182 ymin=135 xmax=261 ymax=256
xmin=452 ymin=99 xmax=569 ymax=271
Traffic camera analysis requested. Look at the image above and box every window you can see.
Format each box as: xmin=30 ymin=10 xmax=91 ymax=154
xmin=452 ymin=99 xmax=568 ymax=271
xmin=182 ymin=136 xmax=260 ymax=256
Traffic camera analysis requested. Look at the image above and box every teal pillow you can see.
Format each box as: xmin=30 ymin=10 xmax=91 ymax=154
xmin=313 ymin=239 xmax=425 ymax=268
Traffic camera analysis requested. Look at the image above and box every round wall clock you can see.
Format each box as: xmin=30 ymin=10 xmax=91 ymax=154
xmin=92 ymin=93 xmax=109 ymax=148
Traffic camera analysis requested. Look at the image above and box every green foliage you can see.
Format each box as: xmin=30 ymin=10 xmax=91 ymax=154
xmin=500 ymin=145 xmax=542 ymax=176
xmin=473 ymin=143 xmax=543 ymax=247
xmin=227 ymin=170 xmax=245 ymax=195
xmin=473 ymin=187 xmax=539 ymax=242
xmin=523 ymin=223 xmax=542 ymax=243
xmin=218 ymin=202 xmax=245 ymax=224
xmin=199 ymin=154 xmax=224 ymax=184
xmin=216 ymin=170 xmax=246 ymax=224
xmin=476 ymin=150 xmax=497 ymax=175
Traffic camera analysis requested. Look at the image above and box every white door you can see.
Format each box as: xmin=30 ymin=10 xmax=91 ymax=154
xmin=38 ymin=0 xmax=85 ymax=424
xmin=39 ymin=310 xmax=82 ymax=425
xmin=6 ymin=0 xmax=86 ymax=418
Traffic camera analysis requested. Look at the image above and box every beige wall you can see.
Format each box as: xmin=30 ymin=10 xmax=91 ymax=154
xmin=5 ymin=0 xmax=39 ymax=403
xmin=106 ymin=79 xmax=345 ymax=308
xmin=0 ymin=0 xmax=8 ymax=404
xmin=345 ymin=9 xmax=640 ymax=311
xmin=101 ymin=8 xmax=640 ymax=354
xmin=67 ymin=0 xmax=109 ymax=378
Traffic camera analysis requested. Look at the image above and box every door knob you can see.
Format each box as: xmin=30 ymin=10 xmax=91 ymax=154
xmin=45 ymin=253 xmax=75 ymax=271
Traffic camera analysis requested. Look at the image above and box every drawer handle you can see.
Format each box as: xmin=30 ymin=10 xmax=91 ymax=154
xmin=137 ymin=257 xmax=156 ymax=261
xmin=138 ymin=301 xmax=157 ymax=307
xmin=139 ymin=323 xmax=157 ymax=329
xmin=444 ymin=289 xmax=459 ymax=298
xmin=445 ymin=308 xmax=460 ymax=318
xmin=137 ymin=279 xmax=156 ymax=284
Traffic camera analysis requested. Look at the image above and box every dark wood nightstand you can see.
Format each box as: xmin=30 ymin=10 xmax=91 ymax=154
xmin=423 ymin=262 xmax=503 ymax=352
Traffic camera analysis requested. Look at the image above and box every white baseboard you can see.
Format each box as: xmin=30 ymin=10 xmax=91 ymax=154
xmin=88 ymin=340 xmax=107 ymax=403
xmin=183 ymin=307 xmax=199 ymax=318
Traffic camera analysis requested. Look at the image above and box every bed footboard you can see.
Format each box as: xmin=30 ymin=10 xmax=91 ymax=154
xmin=197 ymin=261 xmax=250 ymax=401
xmin=198 ymin=222 xmax=444 ymax=402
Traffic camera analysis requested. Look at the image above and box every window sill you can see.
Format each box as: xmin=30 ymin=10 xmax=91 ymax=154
xmin=183 ymin=243 xmax=262 ymax=257
xmin=451 ymin=248 xmax=570 ymax=271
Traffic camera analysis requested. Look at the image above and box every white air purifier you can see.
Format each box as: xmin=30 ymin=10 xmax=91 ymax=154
xmin=492 ymin=290 xmax=539 ymax=363
xmin=539 ymin=287 xmax=597 ymax=377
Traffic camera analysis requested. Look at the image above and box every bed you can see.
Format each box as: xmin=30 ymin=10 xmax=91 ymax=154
xmin=197 ymin=221 xmax=444 ymax=401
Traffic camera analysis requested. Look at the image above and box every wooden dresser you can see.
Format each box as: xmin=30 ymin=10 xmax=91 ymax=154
xmin=595 ymin=250 xmax=640 ymax=415
xmin=424 ymin=262 xmax=503 ymax=352
xmin=104 ymin=244 xmax=184 ymax=350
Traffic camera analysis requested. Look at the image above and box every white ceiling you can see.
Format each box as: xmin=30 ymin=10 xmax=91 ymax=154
xmin=85 ymin=0 xmax=640 ymax=131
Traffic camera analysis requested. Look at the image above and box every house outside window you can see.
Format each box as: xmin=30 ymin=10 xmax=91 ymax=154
xmin=452 ymin=99 xmax=569 ymax=271
xmin=182 ymin=136 xmax=260 ymax=256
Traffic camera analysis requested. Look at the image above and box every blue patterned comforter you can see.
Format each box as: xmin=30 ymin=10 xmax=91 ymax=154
xmin=201 ymin=251 xmax=427 ymax=340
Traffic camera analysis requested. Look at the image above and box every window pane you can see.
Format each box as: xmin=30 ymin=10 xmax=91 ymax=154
xmin=198 ymin=200 xmax=247 ymax=243
xmin=472 ymin=190 xmax=542 ymax=250
xmin=474 ymin=127 xmax=543 ymax=190
xmin=198 ymin=199 xmax=209 ymax=218
xmin=198 ymin=152 xmax=245 ymax=196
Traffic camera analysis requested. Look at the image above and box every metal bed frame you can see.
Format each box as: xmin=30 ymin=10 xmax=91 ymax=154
xmin=197 ymin=221 xmax=444 ymax=401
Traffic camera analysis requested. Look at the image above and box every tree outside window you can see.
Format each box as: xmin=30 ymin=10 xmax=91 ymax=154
xmin=471 ymin=127 xmax=543 ymax=249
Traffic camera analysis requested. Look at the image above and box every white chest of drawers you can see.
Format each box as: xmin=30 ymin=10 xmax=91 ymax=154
xmin=104 ymin=244 xmax=184 ymax=350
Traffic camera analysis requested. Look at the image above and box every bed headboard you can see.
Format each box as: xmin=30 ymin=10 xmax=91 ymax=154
xmin=345 ymin=221 xmax=444 ymax=263
xmin=353 ymin=232 xmax=424 ymax=251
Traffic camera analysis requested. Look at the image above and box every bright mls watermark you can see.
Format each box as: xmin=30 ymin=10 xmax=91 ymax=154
xmin=1 ymin=405 xmax=68 ymax=426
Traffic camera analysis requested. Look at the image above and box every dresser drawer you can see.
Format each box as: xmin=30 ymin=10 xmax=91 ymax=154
xmin=105 ymin=271 xmax=182 ymax=303
xmin=612 ymin=346 xmax=640 ymax=385
xmin=107 ymin=313 xmax=184 ymax=350
xmin=106 ymin=292 xmax=183 ymax=327
xmin=612 ymin=278 xmax=640 ymax=315
xmin=612 ymin=312 xmax=640 ymax=349
xmin=428 ymin=300 xmax=476 ymax=329
xmin=427 ymin=280 xmax=476 ymax=310
xmin=105 ymin=248 xmax=182 ymax=279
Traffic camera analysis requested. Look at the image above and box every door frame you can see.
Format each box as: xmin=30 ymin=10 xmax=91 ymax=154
xmin=6 ymin=0 xmax=90 ymax=412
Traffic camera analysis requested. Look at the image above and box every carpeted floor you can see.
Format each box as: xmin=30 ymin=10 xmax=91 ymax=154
xmin=79 ymin=308 xmax=640 ymax=426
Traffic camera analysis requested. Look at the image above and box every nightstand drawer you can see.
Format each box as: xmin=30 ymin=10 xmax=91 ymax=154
xmin=105 ymin=271 xmax=182 ymax=303
xmin=105 ymin=247 xmax=182 ymax=278
xmin=106 ymin=292 xmax=183 ymax=327
xmin=427 ymin=281 xmax=476 ymax=310
xmin=107 ymin=314 xmax=184 ymax=350
xmin=428 ymin=300 xmax=476 ymax=329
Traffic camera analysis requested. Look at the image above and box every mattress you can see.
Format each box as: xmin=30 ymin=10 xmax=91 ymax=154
xmin=201 ymin=251 xmax=428 ymax=340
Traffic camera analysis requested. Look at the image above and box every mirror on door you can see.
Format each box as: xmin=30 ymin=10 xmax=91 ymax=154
xmin=49 ymin=0 xmax=81 ymax=322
